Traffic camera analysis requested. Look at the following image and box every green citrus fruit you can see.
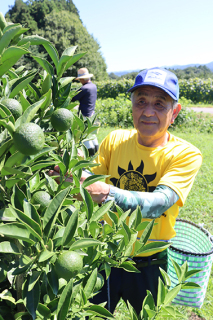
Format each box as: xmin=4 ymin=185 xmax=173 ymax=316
xmin=1 ymin=98 xmax=23 ymax=120
xmin=31 ymin=191 xmax=52 ymax=212
xmin=94 ymin=273 xmax=104 ymax=292
xmin=13 ymin=123 xmax=45 ymax=155
xmin=51 ymin=108 xmax=73 ymax=132
xmin=55 ymin=251 xmax=83 ymax=281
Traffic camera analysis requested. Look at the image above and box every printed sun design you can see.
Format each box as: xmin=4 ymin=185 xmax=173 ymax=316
xmin=110 ymin=160 xmax=156 ymax=192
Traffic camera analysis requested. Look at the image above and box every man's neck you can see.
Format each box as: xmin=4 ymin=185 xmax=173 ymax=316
xmin=137 ymin=132 xmax=170 ymax=148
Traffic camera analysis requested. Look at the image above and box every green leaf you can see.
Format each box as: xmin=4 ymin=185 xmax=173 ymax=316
xmin=144 ymin=305 xmax=156 ymax=318
xmin=23 ymin=277 xmax=40 ymax=320
xmin=119 ymin=261 xmax=140 ymax=273
xmin=43 ymin=187 xmax=71 ymax=237
xmin=28 ymin=271 xmax=42 ymax=291
xmin=86 ymin=305 xmax=114 ymax=319
xmin=80 ymin=185 xmax=93 ymax=220
xmin=0 ymin=24 xmax=22 ymax=55
xmin=0 ymin=103 xmax=15 ymax=124
xmin=61 ymin=209 xmax=78 ymax=246
xmin=0 ymin=222 xmax=35 ymax=244
xmin=0 ymin=120 xmax=15 ymax=136
xmin=57 ymin=279 xmax=73 ymax=320
xmin=11 ymin=184 xmax=26 ymax=211
xmin=171 ymin=259 xmax=182 ymax=282
xmin=32 ymin=56 xmax=54 ymax=75
xmin=70 ymin=238 xmax=102 ymax=250
xmin=17 ymin=34 xmax=50 ymax=46
xmin=157 ymin=277 xmax=166 ymax=307
xmin=9 ymin=71 xmax=37 ymax=99
xmin=129 ymin=206 xmax=142 ymax=229
xmin=0 ymin=137 xmax=13 ymax=159
xmin=127 ymin=300 xmax=138 ymax=320
xmin=136 ymin=241 xmax=170 ymax=255
xmin=43 ymin=42 xmax=59 ymax=69
xmin=82 ymin=174 xmax=109 ymax=188
xmin=141 ymin=290 xmax=155 ymax=319
xmin=90 ymin=200 xmax=113 ymax=222
xmin=185 ymin=268 xmax=202 ymax=280
xmin=18 ymin=96 xmax=46 ymax=125
xmin=181 ymin=282 xmax=201 ymax=289
xmin=104 ymin=263 xmax=111 ymax=279
xmin=160 ymin=306 xmax=178 ymax=318
xmin=0 ymin=241 xmax=20 ymax=254
xmin=0 ymin=47 xmax=29 ymax=77
xmin=159 ymin=267 xmax=171 ymax=287
xmin=57 ymin=46 xmax=77 ymax=78
xmin=72 ymin=160 xmax=98 ymax=172
xmin=83 ymin=268 xmax=97 ymax=298
xmin=9 ymin=205 xmax=42 ymax=241
xmin=163 ymin=284 xmax=181 ymax=305
xmin=138 ymin=219 xmax=155 ymax=245
xmin=36 ymin=303 xmax=51 ymax=319
xmin=38 ymin=250 xmax=56 ymax=263
xmin=64 ymin=52 xmax=86 ymax=71
xmin=107 ymin=210 xmax=118 ymax=225
xmin=23 ymin=199 xmax=41 ymax=226
xmin=47 ymin=267 xmax=58 ymax=295
xmin=1 ymin=151 xmax=24 ymax=176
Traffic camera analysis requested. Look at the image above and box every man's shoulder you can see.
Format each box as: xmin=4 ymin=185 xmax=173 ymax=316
xmin=84 ymin=82 xmax=97 ymax=89
xmin=169 ymin=132 xmax=202 ymax=155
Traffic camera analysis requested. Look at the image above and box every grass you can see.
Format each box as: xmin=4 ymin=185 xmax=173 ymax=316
xmin=96 ymin=127 xmax=213 ymax=320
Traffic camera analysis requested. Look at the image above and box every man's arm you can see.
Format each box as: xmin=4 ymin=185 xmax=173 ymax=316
xmin=71 ymin=88 xmax=85 ymax=102
xmin=48 ymin=169 xmax=179 ymax=218
xmin=103 ymin=184 xmax=179 ymax=218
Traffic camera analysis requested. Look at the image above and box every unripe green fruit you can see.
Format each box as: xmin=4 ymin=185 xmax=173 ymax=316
xmin=51 ymin=108 xmax=73 ymax=132
xmin=13 ymin=123 xmax=45 ymax=155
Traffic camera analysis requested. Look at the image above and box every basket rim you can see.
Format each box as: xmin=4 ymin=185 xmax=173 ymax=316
xmin=169 ymin=218 xmax=213 ymax=256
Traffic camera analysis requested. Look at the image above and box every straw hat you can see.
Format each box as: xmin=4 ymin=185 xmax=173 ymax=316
xmin=76 ymin=67 xmax=93 ymax=80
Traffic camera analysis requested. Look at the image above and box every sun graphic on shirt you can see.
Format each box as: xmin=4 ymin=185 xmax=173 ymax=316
xmin=110 ymin=160 xmax=156 ymax=192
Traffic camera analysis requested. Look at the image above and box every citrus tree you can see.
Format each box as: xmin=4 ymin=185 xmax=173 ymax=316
xmin=0 ymin=12 xmax=201 ymax=320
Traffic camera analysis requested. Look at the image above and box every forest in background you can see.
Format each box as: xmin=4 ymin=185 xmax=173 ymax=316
xmin=4 ymin=0 xmax=213 ymax=83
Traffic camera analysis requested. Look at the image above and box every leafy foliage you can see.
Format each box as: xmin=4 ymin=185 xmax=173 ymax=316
xmin=96 ymin=78 xmax=213 ymax=103
xmin=0 ymin=12 xmax=204 ymax=320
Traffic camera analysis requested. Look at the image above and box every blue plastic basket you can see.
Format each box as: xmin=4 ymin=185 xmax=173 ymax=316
xmin=167 ymin=219 xmax=213 ymax=308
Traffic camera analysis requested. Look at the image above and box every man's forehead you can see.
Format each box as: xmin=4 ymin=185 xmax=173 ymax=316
xmin=135 ymin=85 xmax=171 ymax=99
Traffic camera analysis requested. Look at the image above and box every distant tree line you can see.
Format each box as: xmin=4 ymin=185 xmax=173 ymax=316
xmin=109 ymin=65 xmax=213 ymax=80
xmin=5 ymin=0 xmax=108 ymax=80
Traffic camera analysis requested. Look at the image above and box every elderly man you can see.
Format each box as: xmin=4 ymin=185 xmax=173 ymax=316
xmin=51 ymin=67 xmax=202 ymax=314
xmin=72 ymin=67 xmax=98 ymax=155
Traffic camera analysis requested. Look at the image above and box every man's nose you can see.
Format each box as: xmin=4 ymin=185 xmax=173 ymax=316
xmin=142 ymin=103 xmax=155 ymax=117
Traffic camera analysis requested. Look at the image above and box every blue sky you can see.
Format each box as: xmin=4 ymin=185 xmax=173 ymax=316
xmin=1 ymin=0 xmax=213 ymax=73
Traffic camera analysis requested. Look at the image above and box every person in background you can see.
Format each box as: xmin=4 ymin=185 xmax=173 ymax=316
xmin=50 ymin=67 xmax=202 ymax=315
xmin=72 ymin=67 xmax=99 ymax=156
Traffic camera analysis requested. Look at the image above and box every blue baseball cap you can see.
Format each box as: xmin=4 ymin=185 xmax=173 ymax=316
xmin=128 ymin=67 xmax=179 ymax=101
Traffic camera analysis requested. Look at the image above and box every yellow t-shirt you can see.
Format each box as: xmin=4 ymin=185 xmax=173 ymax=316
xmin=92 ymin=129 xmax=202 ymax=256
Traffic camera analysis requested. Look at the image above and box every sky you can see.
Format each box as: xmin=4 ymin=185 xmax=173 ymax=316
xmin=1 ymin=0 xmax=213 ymax=73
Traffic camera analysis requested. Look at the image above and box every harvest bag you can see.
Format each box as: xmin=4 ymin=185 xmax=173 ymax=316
xmin=167 ymin=219 xmax=213 ymax=308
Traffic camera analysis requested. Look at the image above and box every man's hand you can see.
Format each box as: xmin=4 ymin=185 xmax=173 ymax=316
xmin=48 ymin=166 xmax=110 ymax=204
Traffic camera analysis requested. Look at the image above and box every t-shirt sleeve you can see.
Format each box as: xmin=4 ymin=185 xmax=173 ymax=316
xmin=92 ymin=133 xmax=113 ymax=175
xmin=158 ymin=148 xmax=202 ymax=207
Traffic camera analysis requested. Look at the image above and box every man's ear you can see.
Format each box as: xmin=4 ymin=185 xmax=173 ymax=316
xmin=171 ymin=103 xmax=181 ymax=124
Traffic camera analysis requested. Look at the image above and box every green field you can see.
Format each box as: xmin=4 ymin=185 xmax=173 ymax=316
xmin=97 ymin=127 xmax=213 ymax=320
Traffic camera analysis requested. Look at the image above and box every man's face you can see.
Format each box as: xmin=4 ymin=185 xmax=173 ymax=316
xmin=132 ymin=85 xmax=181 ymax=147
